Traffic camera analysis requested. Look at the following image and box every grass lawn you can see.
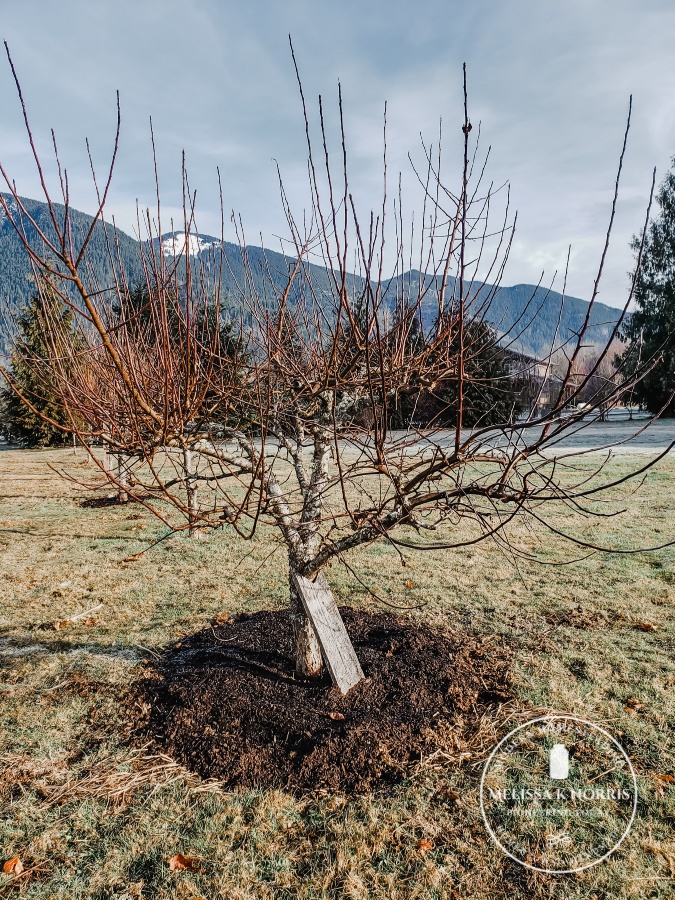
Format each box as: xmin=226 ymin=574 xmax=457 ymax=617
xmin=0 ymin=447 xmax=674 ymax=899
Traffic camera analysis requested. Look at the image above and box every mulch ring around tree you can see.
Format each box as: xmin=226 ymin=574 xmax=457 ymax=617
xmin=128 ymin=608 xmax=513 ymax=794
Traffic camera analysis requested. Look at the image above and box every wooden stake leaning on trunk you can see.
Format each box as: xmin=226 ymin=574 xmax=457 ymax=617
xmin=292 ymin=571 xmax=364 ymax=694
xmin=117 ymin=452 xmax=129 ymax=503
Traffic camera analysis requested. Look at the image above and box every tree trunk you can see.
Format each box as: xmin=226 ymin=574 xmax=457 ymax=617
xmin=288 ymin=554 xmax=323 ymax=678
xmin=183 ymin=445 xmax=201 ymax=539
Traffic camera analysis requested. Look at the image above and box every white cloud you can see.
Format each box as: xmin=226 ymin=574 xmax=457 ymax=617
xmin=1 ymin=0 xmax=673 ymax=306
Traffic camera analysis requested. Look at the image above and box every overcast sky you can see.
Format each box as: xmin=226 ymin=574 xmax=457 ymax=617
xmin=2 ymin=0 xmax=674 ymax=307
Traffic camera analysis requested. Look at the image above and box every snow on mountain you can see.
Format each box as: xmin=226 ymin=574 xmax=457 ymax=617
xmin=160 ymin=232 xmax=221 ymax=257
xmin=0 ymin=195 xmax=19 ymax=227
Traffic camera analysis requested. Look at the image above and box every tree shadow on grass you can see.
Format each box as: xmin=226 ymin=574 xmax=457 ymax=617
xmin=0 ymin=635 xmax=149 ymax=667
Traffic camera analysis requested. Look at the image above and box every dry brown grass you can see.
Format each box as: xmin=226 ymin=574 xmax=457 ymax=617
xmin=0 ymin=447 xmax=674 ymax=898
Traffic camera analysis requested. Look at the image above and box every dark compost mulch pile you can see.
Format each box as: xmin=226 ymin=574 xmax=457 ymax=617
xmin=130 ymin=608 xmax=512 ymax=793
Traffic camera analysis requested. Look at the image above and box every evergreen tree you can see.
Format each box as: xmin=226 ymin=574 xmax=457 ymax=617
xmin=424 ymin=320 xmax=523 ymax=427
xmin=111 ymin=282 xmax=249 ymax=432
xmin=0 ymin=287 xmax=78 ymax=446
xmin=390 ymin=317 xmax=524 ymax=428
xmin=197 ymin=301 xmax=248 ymax=429
xmin=387 ymin=305 xmax=426 ymax=428
xmin=620 ymin=162 xmax=675 ymax=415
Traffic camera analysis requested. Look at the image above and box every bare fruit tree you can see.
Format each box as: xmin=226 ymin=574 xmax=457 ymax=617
xmin=1 ymin=50 xmax=671 ymax=690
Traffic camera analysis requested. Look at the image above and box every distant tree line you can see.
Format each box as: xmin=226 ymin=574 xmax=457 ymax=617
xmin=0 ymin=283 xmax=248 ymax=446
xmin=1 ymin=284 xmax=535 ymax=446
xmin=0 ymin=287 xmax=79 ymax=446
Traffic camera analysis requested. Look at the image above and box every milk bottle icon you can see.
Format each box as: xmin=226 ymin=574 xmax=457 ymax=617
xmin=549 ymin=743 xmax=570 ymax=780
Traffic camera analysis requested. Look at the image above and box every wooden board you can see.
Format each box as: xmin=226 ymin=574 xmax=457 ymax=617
xmin=292 ymin=570 xmax=365 ymax=694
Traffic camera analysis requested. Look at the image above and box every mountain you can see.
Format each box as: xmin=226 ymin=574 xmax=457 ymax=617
xmin=0 ymin=197 xmax=622 ymax=359
xmin=0 ymin=193 xmax=145 ymax=353
xmin=155 ymin=231 xmax=356 ymax=325
xmin=154 ymin=234 xmax=621 ymax=357
xmin=390 ymin=271 xmax=621 ymax=358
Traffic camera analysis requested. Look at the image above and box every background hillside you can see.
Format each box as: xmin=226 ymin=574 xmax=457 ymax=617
xmin=0 ymin=194 xmax=145 ymax=354
xmin=0 ymin=196 xmax=622 ymax=358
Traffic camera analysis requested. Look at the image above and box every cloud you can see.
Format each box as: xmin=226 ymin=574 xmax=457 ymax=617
xmin=1 ymin=0 xmax=673 ymax=306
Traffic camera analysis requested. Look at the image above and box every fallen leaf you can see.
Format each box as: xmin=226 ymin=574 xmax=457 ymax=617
xmin=635 ymin=621 xmax=658 ymax=632
xmin=625 ymin=698 xmax=645 ymax=713
xmin=168 ymin=854 xmax=203 ymax=872
xmin=417 ymin=839 xmax=434 ymax=855
xmin=405 ymin=581 xmax=414 ymax=589
xmin=654 ymin=773 xmax=674 ymax=797
xmin=328 ymin=712 xmax=345 ymax=721
xmin=2 ymin=857 xmax=24 ymax=876
xmin=440 ymin=787 xmax=461 ymax=804
xmin=53 ymin=620 xmax=70 ymax=630
xmin=212 ymin=611 xmax=234 ymax=626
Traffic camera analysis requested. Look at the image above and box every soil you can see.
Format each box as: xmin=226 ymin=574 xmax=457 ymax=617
xmin=130 ymin=608 xmax=512 ymax=794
